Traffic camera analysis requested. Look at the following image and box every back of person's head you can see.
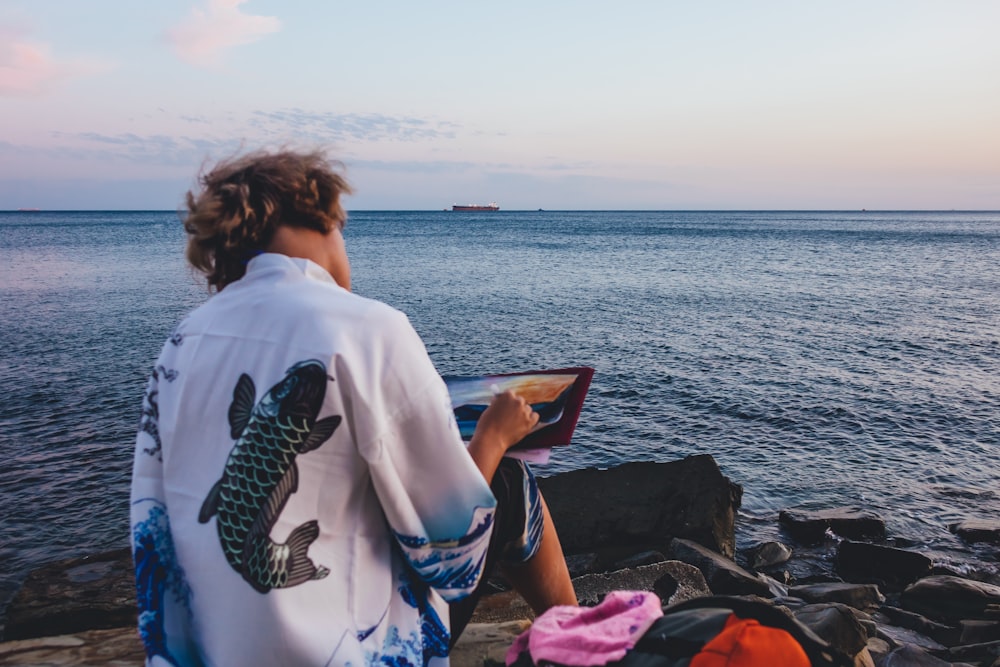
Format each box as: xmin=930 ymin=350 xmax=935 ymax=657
xmin=184 ymin=148 xmax=352 ymax=291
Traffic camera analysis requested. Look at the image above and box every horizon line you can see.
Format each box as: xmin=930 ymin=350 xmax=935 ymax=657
xmin=4 ymin=208 xmax=1000 ymax=214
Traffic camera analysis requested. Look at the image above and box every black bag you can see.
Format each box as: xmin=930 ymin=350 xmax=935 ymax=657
xmin=509 ymin=596 xmax=853 ymax=667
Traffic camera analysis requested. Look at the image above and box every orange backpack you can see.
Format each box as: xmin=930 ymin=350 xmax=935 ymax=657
xmin=618 ymin=597 xmax=851 ymax=667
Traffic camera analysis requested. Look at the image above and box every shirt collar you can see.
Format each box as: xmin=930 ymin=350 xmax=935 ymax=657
xmin=244 ymin=252 xmax=340 ymax=287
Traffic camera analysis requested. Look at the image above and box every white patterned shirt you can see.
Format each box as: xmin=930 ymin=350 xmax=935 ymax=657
xmin=131 ymin=253 xmax=497 ymax=666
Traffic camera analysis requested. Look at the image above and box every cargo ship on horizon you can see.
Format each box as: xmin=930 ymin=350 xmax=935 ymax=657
xmin=452 ymin=202 xmax=499 ymax=212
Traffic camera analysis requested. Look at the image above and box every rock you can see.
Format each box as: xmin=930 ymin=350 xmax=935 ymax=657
xmin=876 ymin=624 xmax=948 ymax=654
xmin=538 ymin=456 xmax=743 ymax=558
xmin=779 ymin=541 xmax=846 ymax=585
xmin=950 ymin=520 xmax=1000 ymax=545
xmin=866 ymin=637 xmax=891 ymax=663
xmin=0 ymin=621 xmax=528 ymax=667
xmin=470 ymin=590 xmax=534 ymax=624
xmin=948 ymin=640 xmax=1000 ymax=664
xmin=836 ymin=541 xmax=933 ymax=592
xmin=450 ymin=620 xmax=531 ymax=667
xmin=2 ymin=548 xmax=136 ymax=642
xmin=872 ymin=607 xmax=960 ymax=647
xmin=746 ymin=541 xmax=793 ymax=570
xmin=960 ymin=620 xmax=1000 ymax=645
xmin=564 ymin=553 xmax=600 ymax=578
xmin=901 ymin=575 xmax=1000 ymax=623
xmin=877 ymin=644 xmax=954 ymax=666
xmin=666 ymin=538 xmax=770 ymax=597
xmin=779 ymin=507 xmax=886 ymax=545
xmin=855 ymin=612 xmax=879 ymax=640
xmin=855 ymin=647 xmax=876 ymax=667
xmin=0 ymin=626 xmax=143 ymax=666
xmin=788 ymin=583 xmax=885 ymax=611
xmin=756 ymin=572 xmax=790 ymax=599
xmin=571 ymin=560 xmax=710 ymax=607
xmin=612 ymin=550 xmax=666 ymax=571
xmin=794 ymin=603 xmax=869 ymax=657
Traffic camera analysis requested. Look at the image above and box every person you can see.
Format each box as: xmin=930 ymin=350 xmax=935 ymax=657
xmin=130 ymin=149 xmax=577 ymax=667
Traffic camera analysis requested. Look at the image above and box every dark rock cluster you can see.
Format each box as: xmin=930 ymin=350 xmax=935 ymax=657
xmin=3 ymin=454 xmax=1000 ymax=667
xmin=543 ymin=462 xmax=1000 ymax=667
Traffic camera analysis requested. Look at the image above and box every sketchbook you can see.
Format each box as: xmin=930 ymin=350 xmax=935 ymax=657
xmin=442 ymin=366 xmax=594 ymax=463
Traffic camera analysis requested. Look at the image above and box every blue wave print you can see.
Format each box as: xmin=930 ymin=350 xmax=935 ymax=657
xmin=394 ymin=505 xmax=494 ymax=600
xmin=132 ymin=500 xmax=192 ymax=666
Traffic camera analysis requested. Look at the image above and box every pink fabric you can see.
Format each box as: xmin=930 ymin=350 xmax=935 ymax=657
xmin=505 ymin=590 xmax=663 ymax=666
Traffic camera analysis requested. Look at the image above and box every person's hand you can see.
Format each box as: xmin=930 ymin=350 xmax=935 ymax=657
xmin=473 ymin=390 xmax=540 ymax=453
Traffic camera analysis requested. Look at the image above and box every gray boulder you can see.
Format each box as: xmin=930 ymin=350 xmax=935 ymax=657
xmin=571 ymin=560 xmax=710 ymax=607
xmin=779 ymin=507 xmax=886 ymax=545
xmin=539 ymin=455 xmax=743 ymax=558
xmin=948 ymin=639 xmax=1000 ymax=664
xmin=789 ymin=582 xmax=885 ymax=611
xmin=667 ymin=538 xmax=770 ymax=597
xmin=746 ymin=540 xmax=794 ymax=570
xmin=949 ymin=520 xmax=1000 ymax=545
xmin=959 ymin=620 xmax=1000 ymax=645
xmin=794 ymin=602 xmax=869 ymax=658
xmin=836 ymin=541 xmax=932 ymax=592
xmin=877 ymin=644 xmax=955 ymax=667
xmin=876 ymin=624 xmax=948 ymax=655
xmin=901 ymin=575 xmax=1000 ymax=623
xmin=873 ymin=607 xmax=959 ymax=647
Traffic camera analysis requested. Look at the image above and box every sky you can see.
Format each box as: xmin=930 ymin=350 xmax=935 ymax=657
xmin=1 ymin=1 xmax=999 ymax=210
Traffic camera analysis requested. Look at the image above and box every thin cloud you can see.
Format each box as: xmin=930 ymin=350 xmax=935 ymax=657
xmin=0 ymin=29 xmax=103 ymax=97
xmin=250 ymin=109 xmax=460 ymax=143
xmin=166 ymin=0 xmax=281 ymax=67
xmin=45 ymin=131 xmax=242 ymax=167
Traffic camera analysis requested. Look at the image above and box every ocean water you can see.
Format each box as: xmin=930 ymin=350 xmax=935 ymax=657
xmin=2 ymin=210 xmax=999 ymax=620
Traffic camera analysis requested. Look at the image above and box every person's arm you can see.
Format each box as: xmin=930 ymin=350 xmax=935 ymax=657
xmin=131 ymin=367 xmax=198 ymax=666
xmin=465 ymin=390 xmax=540 ymax=485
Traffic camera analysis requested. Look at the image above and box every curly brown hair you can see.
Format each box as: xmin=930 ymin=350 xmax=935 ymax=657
xmin=183 ymin=149 xmax=352 ymax=291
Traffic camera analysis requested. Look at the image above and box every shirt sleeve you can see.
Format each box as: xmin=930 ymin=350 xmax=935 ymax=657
xmin=340 ymin=310 xmax=497 ymax=602
xmin=130 ymin=366 xmax=199 ymax=666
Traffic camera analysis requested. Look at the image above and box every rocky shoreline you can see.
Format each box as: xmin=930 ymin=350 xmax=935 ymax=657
xmin=3 ymin=454 xmax=1000 ymax=666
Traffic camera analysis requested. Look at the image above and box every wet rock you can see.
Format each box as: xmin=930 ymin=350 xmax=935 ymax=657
xmin=612 ymin=550 xmax=666 ymax=570
xmin=876 ymin=624 xmax=948 ymax=654
xmin=950 ymin=520 xmax=1000 ymax=545
xmin=794 ymin=602 xmax=869 ymax=657
xmin=960 ymin=620 xmax=1000 ymax=645
xmin=788 ymin=582 xmax=885 ymax=611
xmin=948 ymin=639 xmax=1000 ymax=664
xmin=779 ymin=507 xmax=886 ymax=545
xmin=667 ymin=538 xmax=770 ymax=597
xmin=539 ymin=456 xmax=743 ymax=558
xmin=877 ymin=644 xmax=954 ymax=666
xmin=836 ymin=541 xmax=933 ymax=592
xmin=757 ymin=572 xmax=790 ymax=599
xmin=782 ymin=545 xmax=841 ymax=585
xmin=571 ymin=560 xmax=710 ymax=607
xmin=746 ymin=541 xmax=793 ymax=570
xmin=901 ymin=575 xmax=1000 ymax=623
xmin=873 ymin=607 xmax=960 ymax=647
xmin=2 ymin=548 xmax=135 ymax=642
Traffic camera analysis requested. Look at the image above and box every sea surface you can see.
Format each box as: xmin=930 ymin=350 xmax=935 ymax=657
xmin=2 ymin=210 xmax=999 ymax=622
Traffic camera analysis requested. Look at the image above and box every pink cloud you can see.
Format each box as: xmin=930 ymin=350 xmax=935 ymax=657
xmin=0 ymin=25 xmax=109 ymax=97
xmin=166 ymin=0 xmax=281 ymax=66
xmin=0 ymin=37 xmax=67 ymax=96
